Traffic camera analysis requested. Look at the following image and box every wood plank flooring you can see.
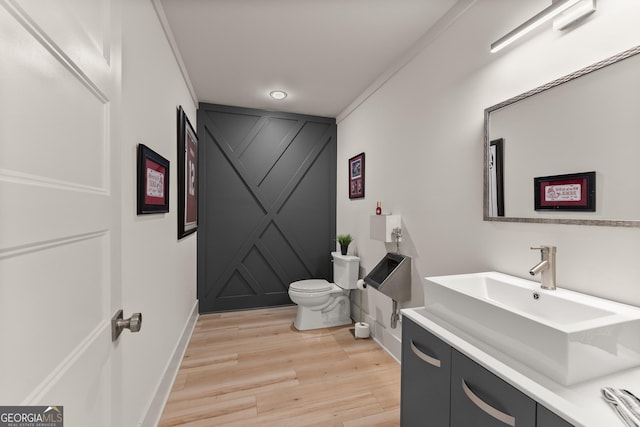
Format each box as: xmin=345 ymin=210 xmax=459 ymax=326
xmin=158 ymin=306 xmax=401 ymax=426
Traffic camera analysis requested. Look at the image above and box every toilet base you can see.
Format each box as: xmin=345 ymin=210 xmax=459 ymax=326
xmin=293 ymin=295 xmax=352 ymax=331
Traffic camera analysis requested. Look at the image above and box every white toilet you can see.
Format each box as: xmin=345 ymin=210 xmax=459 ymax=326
xmin=288 ymin=252 xmax=360 ymax=331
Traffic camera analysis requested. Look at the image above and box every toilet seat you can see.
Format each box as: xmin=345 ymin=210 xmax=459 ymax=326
xmin=289 ymin=279 xmax=332 ymax=293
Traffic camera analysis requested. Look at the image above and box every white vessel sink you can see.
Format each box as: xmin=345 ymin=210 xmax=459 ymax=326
xmin=423 ymin=272 xmax=640 ymax=385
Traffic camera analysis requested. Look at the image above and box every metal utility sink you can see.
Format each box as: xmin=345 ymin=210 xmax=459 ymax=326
xmin=423 ymin=271 xmax=640 ymax=385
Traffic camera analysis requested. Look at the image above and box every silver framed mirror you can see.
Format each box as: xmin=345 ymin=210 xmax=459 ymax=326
xmin=484 ymin=45 xmax=640 ymax=227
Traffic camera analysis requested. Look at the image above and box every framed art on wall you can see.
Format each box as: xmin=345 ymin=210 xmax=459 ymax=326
xmin=349 ymin=152 xmax=365 ymax=199
xmin=177 ymin=106 xmax=198 ymax=239
xmin=488 ymin=138 xmax=505 ymax=217
xmin=137 ymin=144 xmax=169 ymax=214
xmin=534 ymin=171 xmax=596 ymax=211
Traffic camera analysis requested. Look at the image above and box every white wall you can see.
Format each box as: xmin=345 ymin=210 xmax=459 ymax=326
xmin=120 ymin=1 xmax=197 ymax=425
xmin=338 ymin=0 xmax=640 ymax=359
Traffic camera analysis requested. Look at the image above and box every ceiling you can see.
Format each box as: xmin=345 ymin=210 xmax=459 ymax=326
xmin=157 ymin=0 xmax=467 ymax=119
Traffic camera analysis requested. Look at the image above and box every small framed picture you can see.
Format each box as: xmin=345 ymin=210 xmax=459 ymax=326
xmin=137 ymin=144 xmax=170 ymax=214
xmin=177 ymin=106 xmax=198 ymax=239
xmin=534 ymin=171 xmax=596 ymax=211
xmin=348 ymin=152 xmax=365 ymax=199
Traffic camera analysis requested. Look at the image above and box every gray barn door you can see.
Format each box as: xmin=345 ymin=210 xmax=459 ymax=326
xmin=198 ymin=103 xmax=337 ymax=313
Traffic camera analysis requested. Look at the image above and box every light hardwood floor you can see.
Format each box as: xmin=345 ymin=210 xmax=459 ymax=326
xmin=158 ymin=306 xmax=401 ymax=427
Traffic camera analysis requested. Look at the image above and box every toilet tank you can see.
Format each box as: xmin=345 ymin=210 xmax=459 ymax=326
xmin=332 ymin=252 xmax=360 ymax=289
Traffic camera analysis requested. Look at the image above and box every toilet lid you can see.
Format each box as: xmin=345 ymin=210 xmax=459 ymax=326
xmin=289 ymin=279 xmax=332 ymax=292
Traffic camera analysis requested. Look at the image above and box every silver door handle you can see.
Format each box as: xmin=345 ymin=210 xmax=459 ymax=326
xmin=462 ymin=379 xmax=515 ymax=426
xmin=410 ymin=341 xmax=441 ymax=368
xmin=111 ymin=309 xmax=143 ymax=341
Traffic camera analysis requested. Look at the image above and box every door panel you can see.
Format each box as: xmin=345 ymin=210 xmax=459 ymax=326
xmin=0 ymin=233 xmax=109 ymax=400
xmin=451 ymin=349 xmax=536 ymax=427
xmin=400 ymin=317 xmax=452 ymax=426
xmin=198 ymin=104 xmax=336 ymax=312
xmin=10 ymin=0 xmax=112 ymax=89
xmin=0 ymin=1 xmax=120 ymax=425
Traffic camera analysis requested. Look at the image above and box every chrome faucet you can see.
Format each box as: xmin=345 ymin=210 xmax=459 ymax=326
xmin=529 ymin=246 xmax=557 ymax=290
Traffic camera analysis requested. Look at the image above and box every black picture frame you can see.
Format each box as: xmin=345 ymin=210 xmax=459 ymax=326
xmin=534 ymin=171 xmax=596 ymax=212
xmin=177 ymin=106 xmax=198 ymax=239
xmin=348 ymin=152 xmax=365 ymax=199
xmin=489 ymin=138 xmax=505 ymax=216
xmin=137 ymin=144 xmax=170 ymax=214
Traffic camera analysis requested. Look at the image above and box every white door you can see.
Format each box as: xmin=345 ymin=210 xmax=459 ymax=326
xmin=0 ymin=1 xmax=124 ymax=426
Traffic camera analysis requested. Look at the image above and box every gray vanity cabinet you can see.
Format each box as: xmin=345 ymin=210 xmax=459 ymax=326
xmin=537 ymin=405 xmax=574 ymax=427
xmin=450 ymin=349 xmax=536 ymax=427
xmin=401 ymin=318 xmax=576 ymax=426
xmin=401 ymin=317 xmax=452 ymax=426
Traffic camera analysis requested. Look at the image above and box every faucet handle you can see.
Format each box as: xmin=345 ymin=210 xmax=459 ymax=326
xmin=530 ymin=245 xmax=556 ymax=253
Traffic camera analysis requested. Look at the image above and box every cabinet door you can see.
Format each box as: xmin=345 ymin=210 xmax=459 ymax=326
xmin=537 ymin=404 xmax=575 ymax=427
xmin=451 ymin=350 xmax=536 ymax=427
xmin=401 ymin=318 xmax=452 ymax=426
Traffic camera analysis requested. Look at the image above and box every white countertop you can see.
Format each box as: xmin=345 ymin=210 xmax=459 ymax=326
xmin=401 ymin=307 xmax=640 ymax=427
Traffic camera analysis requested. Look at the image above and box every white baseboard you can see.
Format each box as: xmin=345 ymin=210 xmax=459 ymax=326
xmin=351 ymin=298 xmax=401 ymax=363
xmin=139 ymin=300 xmax=199 ymax=427
xmin=362 ymin=311 xmax=402 ymax=363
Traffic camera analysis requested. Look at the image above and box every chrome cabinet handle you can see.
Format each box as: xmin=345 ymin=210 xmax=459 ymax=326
xmin=410 ymin=341 xmax=441 ymax=368
xmin=462 ymin=379 xmax=516 ymax=426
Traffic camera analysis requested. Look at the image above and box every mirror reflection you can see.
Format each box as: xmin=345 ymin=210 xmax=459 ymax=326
xmin=484 ymin=45 xmax=640 ymax=227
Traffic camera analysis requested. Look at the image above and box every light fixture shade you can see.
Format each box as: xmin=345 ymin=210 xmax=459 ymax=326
xmin=269 ymin=90 xmax=287 ymax=100
xmin=490 ymin=0 xmax=583 ymax=53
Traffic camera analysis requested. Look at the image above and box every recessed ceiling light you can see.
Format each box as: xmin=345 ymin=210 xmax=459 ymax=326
xmin=269 ymin=90 xmax=287 ymax=100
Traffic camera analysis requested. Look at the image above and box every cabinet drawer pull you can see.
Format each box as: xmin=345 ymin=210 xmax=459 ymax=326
xmin=461 ymin=379 xmax=516 ymax=427
xmin=410 ymin=341 xmax=441 ymax=367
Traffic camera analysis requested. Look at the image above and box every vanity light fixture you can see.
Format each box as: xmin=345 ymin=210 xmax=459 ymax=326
xmin=269 ymin=90 xmax=287 ymax=100
xmin=553 ymin=0 xmax=596 ymax=30
xmin=490 ymin=0 xmax=584 ymax=53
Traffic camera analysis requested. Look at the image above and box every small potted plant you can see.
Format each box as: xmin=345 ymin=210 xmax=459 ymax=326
xmin=337 ymin=234 xmax=352 ymax=255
